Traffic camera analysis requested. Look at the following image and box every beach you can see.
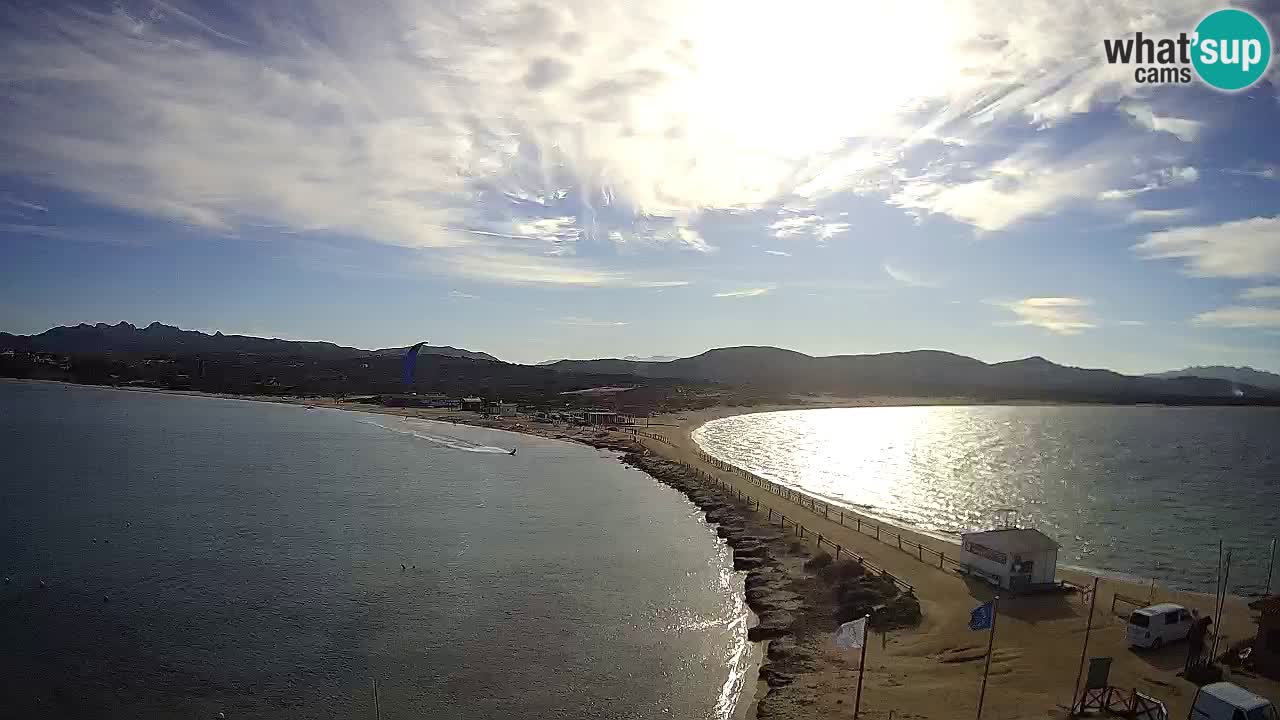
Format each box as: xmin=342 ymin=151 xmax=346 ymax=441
xmin=14 ymin=382 xmax=1280 ymax=718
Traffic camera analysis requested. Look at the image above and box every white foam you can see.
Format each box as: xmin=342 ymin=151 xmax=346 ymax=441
xmin=356 ymin=419 xmax=512 ymax=454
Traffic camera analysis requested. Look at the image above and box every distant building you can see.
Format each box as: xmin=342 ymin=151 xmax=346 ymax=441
xmin=495 ymin=402 xmax=518 ymax=417
xmin=1251 ymin=595 xmax=1280 ymax=679
xmin=461 ymin=397 xmax=484 ymax=411
xmin=959 ymin=528 xmax=1060 ymax=591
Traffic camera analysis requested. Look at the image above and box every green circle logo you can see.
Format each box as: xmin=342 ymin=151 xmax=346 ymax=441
xmin=1192 ymin=9 xmax=1272 ymax=91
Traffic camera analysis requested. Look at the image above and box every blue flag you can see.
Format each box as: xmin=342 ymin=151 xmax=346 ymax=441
xmin=969 ymin=601 xmax=994 ymax=631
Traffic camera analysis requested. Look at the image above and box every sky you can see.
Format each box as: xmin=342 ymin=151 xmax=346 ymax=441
xmin=2 ymin=0 xmax=1280 ymax=372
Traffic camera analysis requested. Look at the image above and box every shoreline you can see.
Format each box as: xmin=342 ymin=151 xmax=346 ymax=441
xmin=11 ymin=379 xmax=1280 ymax=715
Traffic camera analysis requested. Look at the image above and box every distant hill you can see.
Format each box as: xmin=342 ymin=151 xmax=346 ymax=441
xmin=538 ymin=355 xmax=679 ymax=365
xmin=548 ymin=346 xmax=1276 ymax=400
xmin=0 ymin=322 xmax=499 ymax=362
xmin=1145 ymin=365 xmax=1280 ymax=390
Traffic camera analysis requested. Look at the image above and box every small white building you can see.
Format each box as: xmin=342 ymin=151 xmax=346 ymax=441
xmin=495 ymin=402 xmax=518 ymax=417
xmin=959 ymin=527 xmax=1060 ymax=591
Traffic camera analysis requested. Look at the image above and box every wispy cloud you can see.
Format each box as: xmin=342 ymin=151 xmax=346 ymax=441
xmin=714 ymin=284 xmax=776 ymax=299
xmin=891 ymin=147 xmax=1123 ymax=232
xmin=1241 ymin=286 xmax=1280 ymax=301
xmin=1121 ymin=104 xmax=1202 ymax=143
xmin=0 ymin=193 xmax=48 ymax=214
xmin=1127 ymin=208 xmax=1194 ymax=225
xmin=448 ymin=290 xmax=477 ymax=299
xmin=1223 ymin=166 xmax=1278 ymax=181
xmin=1099 ymin=166 xmax=1199 ymax=201
xmin=1115 ymin=320 xmax=1146 ymax=326
xmin=1134 ymin=216 xmax=1280 ymax=278
xmin=764 ymin=249 xmax=791 ymax=257
xmin=883 ymin=262 xmax=938 ymax=288
xmin=553 ymin=316 xmax=628 ymax=327
xmin=997 ymin=297 xmax=1097 ymax=335
xmin=1192 ymin=306 xmax=1280 ymax=329
xmin=0 ymin=0 xmax=1223 ymax=279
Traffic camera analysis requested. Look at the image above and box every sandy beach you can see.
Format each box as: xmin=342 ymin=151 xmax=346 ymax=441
xmin=18 ymin=381 xmax=1280 ymax=718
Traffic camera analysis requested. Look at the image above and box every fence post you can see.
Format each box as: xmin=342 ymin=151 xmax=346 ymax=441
xmin=857 ymin=518 xmax=861 ymax=533
xmin=918 ymin=545 xmax=923 ymax=561
xmin=876 ymin=525 xmax=880 ymax=541
xmin=898 ymin=536 xmax=902 ymax=551
xmin=768 ymin=509 xmax=773 ymax=521
xmin=939 ymin=552 xmax=944 ymax=569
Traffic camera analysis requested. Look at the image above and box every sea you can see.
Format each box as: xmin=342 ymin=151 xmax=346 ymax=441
xmin=0 ymin=381 xmax=752 ymax=719
xmin=693 ymin=405 xmax=1280 ymax=595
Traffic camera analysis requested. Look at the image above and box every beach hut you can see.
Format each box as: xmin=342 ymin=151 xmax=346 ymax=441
xmin=959 ymin=527 xmax=1060 ymax=591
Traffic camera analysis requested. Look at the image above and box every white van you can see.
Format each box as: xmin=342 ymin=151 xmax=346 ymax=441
xmin=1188 ymin=682 xmax=1277 ymax=720
xmin=1126 ymin=602 xmax=1192 ymax=649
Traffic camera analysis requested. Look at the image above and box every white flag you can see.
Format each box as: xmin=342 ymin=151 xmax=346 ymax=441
xmin=834 ymin=617 xmax=867 ymax=650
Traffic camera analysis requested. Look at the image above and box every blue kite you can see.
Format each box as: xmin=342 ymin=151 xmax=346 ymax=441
xmin=402 ymin=342 xmax=426 ymax=386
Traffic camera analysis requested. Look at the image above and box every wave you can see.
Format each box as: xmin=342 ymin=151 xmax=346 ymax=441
xmin=357 ymin=419 xmax=513 ymax=454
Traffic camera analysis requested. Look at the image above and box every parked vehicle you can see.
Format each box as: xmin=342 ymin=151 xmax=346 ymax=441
xmin=1188 ymin=682 xmax=1277 ymax=720
xmin=1127 ymin=602 xmax=1193 ymax=649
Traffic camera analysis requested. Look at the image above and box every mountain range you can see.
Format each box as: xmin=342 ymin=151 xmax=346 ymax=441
xmin=1144 ymin=365 xmax=1280 ymax=391
xmin=546 ymin=346 xmax=1277 ymax=400
xmin=3 ymin=323 xmax=1277 ymax=403
xmin=0 ymin=322 xmax=499 ymax=362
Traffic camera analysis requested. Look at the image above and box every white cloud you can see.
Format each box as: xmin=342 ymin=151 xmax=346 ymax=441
xmin=0 ymin=0 xmax=1217 ymax=277
xmin=997 ymin=297 xmax=1097 ymax=335
xmin=554 ymin=316 xmax=628 ymax=327
xmin=448 ymin=290 xmax=477 ymax=299
xmin=1127 ymin=207 xmax=1195 ymax=224
xmin=764 ymin=249 xmax=791 ymax=257
xmin=1192 ymin=306 xmax=1280 ymax=329
xmin=769 ymin=214 xmax=850 ymax=241
xmin=883 ymin=263 xmax=938 ymax=288
xmin=1122 ymin=104 xmax=1202 ymax=142
xmin=1115 ymin=320 xmax=1146 ymax=326
xmin=1134 ymin=216 xmax=1280 ymax=278
xmin=1099 ymin=166 xmax=1199 ymax=200
xmin=714 ymin=284 xmax=776 ymax=298
xmin=891 ymin=148 xmax=1118 ymax=231
xmin=1241 ymin=286 xmax=1280 ymax=301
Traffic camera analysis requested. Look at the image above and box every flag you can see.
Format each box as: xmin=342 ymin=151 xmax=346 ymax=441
xmin=834 ymin=617 xmax=867 ymax=649
xmin=969 ymin=601 xmax=994 ymax=631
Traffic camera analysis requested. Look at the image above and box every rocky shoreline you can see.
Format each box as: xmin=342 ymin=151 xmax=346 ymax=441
xmin=619 ymin=450 xmax=922 ymax=719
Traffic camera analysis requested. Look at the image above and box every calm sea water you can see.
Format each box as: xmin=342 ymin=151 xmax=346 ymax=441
xmin=0 ymin=381 xmax=750 ymax=719
xmin=693 ymin=405 xmax=1280 ymax=594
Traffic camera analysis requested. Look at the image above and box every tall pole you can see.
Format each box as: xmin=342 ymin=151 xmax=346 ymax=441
xmin=976 ymin=596 xmax=1000 ymax=720
xmin=1211 ymin=551 xmax=1233 ymax=661
xmin=1266 ymin=538 xmax=1276 ymax=597
xmin=1070 ymin=578 xmax=1100 ymax=712
xmin=372 ymin=677 xmax=381 ymax=720
xmin=854 ymin=615 xmax=870 ymax=719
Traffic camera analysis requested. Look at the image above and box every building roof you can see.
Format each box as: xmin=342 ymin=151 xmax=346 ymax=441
xmin=960 ymin=527 xmax=1060 ymax=550
xmin=1200 ymin=683 xmax=1271 ymax=711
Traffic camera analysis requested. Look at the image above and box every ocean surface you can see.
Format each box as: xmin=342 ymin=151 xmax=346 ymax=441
xmin=0 ymin=381 xmax=750 ymax=719
xmin=693 ymin=405 xmax=1280 ymax=594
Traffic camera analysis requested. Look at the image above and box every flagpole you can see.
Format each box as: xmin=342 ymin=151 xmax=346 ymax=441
xmin=854 ymin=614 xmax=870 ymax=719
xmin=976 ymin=595 xmax=999 ymax=720
xmin=1070 ymin=578 xmax=1100 ymax=712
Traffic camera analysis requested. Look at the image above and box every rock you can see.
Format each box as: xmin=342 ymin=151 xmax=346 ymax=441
xmin=747 ymin=609 xmax=794 ymax=641
xmin=803 ymin=551 xmax=833 ymax=572
xmin=734 ymin=554 xmax=767 ymax=571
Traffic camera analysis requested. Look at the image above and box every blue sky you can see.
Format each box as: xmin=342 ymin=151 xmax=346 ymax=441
xmin=3 ymin=0 xmax=1280 ymax=372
